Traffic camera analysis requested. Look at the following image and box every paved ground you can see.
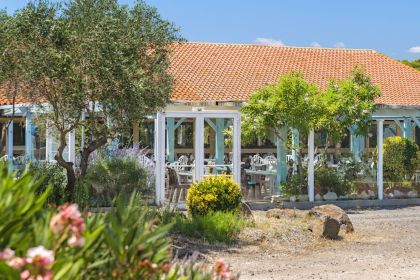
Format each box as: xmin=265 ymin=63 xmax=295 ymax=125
xmin=206 ymin=206 xmax=420 ymax=280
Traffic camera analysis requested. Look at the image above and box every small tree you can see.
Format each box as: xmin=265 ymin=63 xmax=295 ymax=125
xmin=0 ymin=0 xmax=180 ymax=197
xmin=242 ymin=71 xmax=322 ymax=185
xmin=242 ymin=68 xmax=380 ymax=186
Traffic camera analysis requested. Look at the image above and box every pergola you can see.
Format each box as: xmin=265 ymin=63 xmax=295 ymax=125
xmin=153 ymin=110 xmax=241 ymax=204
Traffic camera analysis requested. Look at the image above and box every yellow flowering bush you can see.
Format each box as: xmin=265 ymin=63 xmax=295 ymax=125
xmin=186 ymin=175 xmax=242 ymax=216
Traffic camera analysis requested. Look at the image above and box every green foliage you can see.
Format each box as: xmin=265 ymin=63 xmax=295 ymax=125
xmin=321 ymin=67 xmax=380 ymax=141
xmin=186 ymin=175 xmax=242 ymax=216
xmin=383 ymin=136 xmax=419 ymax=181
xmin=0 ymin=163 xmax=218 ymax=279
xmin=337 ymin=154 xmax=368 ymax=182
xmin=172 ymin=211 xmax=250 ymax=244
xmin=28 ymin=162 xmax=67 ymax=205
xmin=280 ymin=173 xmax=307 ymax=196
xmin=241 ymin=71 xmax=321 ymax=143
xmin=84 ymin=157 xmax=150 ymax=206
xmin=401 ymin=59 xmax=420 ymax=71
xmin=315 ymin=167 xmax=351 ymax=196
xmin=0 ymin=163 xmax=51 ymax=251
xmin=0 ymin=0 xmax=181 ymax=192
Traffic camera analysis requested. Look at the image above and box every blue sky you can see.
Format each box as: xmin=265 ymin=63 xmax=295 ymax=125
xmin=2 ymin=0 xmax=420 ymax=60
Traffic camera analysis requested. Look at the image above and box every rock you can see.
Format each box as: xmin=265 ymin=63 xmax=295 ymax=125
xmin=407 ymin=190 xmax=418 ymax=198
xmin=309 ymin=204 xmax=354 ymax=233
xmin=323 ymin=192 xmax=338 ymax=201
xmin=359 ymin=191 xmax=370 ymax=200
xmin=315 ymin=193 xmax=323 ymax=201
xmin=310 ymin=215 xmax=340 ymax=239
xmin=339 ymin=195 xmax=348 ymax=200
xmin=289 ymin=196 xmax=296 ymax=202
xmin=393 ymin=190 xmax=404 ymax=198
xmin=297 ymin=194 xmax=309 ymax=201
xmin=271 ymin=195 xmax=285 ymax=204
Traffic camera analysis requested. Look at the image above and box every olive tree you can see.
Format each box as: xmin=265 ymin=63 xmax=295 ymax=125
xmin=0 ymin=0 xmax=180 ymax=197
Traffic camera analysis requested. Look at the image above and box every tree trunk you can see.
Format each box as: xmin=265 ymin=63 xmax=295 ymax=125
xmin=80 ymin=136 xmax=108 ymax=176
xmin=54 ymin=131 xmax=77 ymax=200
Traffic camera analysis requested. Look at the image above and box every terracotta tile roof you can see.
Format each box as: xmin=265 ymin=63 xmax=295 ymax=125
xmin=169 ymin=42 xmax=420 ymax=106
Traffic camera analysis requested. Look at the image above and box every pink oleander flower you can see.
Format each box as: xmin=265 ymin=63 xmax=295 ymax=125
xmin=67 ymin=234 xmax=84 ymax=247
xmin=26 ymin=246 xmax=54 ymax=267
xmin=50 ymin=203 xmax=85 ymax=247
xmin=7 ymin=257 xmax=26 ymax=270
xmin=0 ymin=248 xmax=15 ymax=260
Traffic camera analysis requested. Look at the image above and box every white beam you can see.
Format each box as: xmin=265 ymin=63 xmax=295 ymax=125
xmin=6 ymin=120 xmax=13 ymax=165
xmin=233 ymin=114 xmax=241 ymax=185
xmin=307 ymin=129 xmax=315 ymax=202
xmin=194 ymin=115 xmax=205 ymax=181
xmin=154 ymin=112 xmax=166 ymax=205
xmin=377 ymin=120 xmax=384 ymax=200
xmin=68 ymin=130 xmax=76 ymax=164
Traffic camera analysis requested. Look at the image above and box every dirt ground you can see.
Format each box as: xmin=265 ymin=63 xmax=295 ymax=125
xmin=177 ymin=206 xmax=420 ymax=280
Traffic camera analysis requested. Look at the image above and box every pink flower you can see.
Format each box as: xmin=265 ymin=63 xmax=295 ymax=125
xmin=26 ymin=246 xmax=54 ymax=267
xmin=67 ymin=235 xmax=84 ymax=247
xmin=0 ymin=248 xmax=15 ymax=260
xmin=50 ymin=203 xmax=85 ymax=247
xmin=7 ymin=257 xmax=26 ymax=269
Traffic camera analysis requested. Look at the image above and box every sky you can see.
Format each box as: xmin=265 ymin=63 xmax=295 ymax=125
xmin=2 ymin=0 xmax=420 ymax=60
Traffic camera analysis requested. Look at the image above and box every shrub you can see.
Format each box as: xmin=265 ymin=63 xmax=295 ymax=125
xmin=186 ymin=175 xmax=242 ymax=216
xmin=383 ymin=136 xmax=419 ymax=181
xmin=315 ymin=167 xmax=351 ymax=196
xmin=28 ymin=162 xmax=67 ymax=205
xmin=0 ymin=163 xmax=230 ymax=279
xmin=280 ymin=173 xmax=307 ymax=197
xmin=85 ymin=157 xmax=150 ymax=206
xmin=172 ymin=211 xmax=250 ymax=244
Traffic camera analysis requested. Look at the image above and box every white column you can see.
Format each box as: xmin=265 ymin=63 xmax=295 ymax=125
xmin=377 ymin=120 xmax=384 ymax=200
xmin=68 ymin=130 xmax=76 ymax=163
xmin=233 ymin=114 xmax=241 ymax=185
xmin=25 ymin=110 xmax=33 ymax=160
xmin=45 ymin=124 xmax=53 ymax=161
xmin=6 ymin=120 xmax=13 ymax=165
xmin=194 ymin=115 xmax=205 ymax=181
xmin=307 ymin=129 xmax=315 ymax=202
xmin=154 ymin=112 xmax=166 ymax=205
xmin=80 ymin=111 xmax=85 ymax=151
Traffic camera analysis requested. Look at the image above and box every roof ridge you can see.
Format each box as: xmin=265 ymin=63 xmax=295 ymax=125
xmin=177 ymin=41 xmax=377 ymax=53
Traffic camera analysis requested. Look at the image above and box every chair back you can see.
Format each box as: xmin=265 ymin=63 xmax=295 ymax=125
xmin=167 ymin=167 xmax=180 ymax=186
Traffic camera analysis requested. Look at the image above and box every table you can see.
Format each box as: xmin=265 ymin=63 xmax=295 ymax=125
xmin=244 ymin=169 xmax=277 ymax=199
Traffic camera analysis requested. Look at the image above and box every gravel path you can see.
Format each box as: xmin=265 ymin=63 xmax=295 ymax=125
xmin=208 ymin=206 xmax=420 ymax=280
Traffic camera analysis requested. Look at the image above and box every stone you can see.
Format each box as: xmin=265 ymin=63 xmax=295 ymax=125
xmin=271 ymin=195 xmax=285 ymax=204
xmin=338 ymin=195 xmax=348 ymax=200
xmin=407 ymin=190 xmax=418 ymax=198
xmin=315 ymin=193 xmax=323 ymax=201
xmin=289 ymin=196 xmax=296 ymax=202
xmin=393 ymin=190 xmax=404 ymax=198
xmin=297 ymin=194 xmax=309 ymax=201
xmin=310 ymin=215 xmax=340 ymax=239
xmin=323 ymin=192 xmax=338 ymax=201
xmin=309 ymin=204 xmax=354 ymax=233
xmin=359 ymin=191 xmax=370 ymax=200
